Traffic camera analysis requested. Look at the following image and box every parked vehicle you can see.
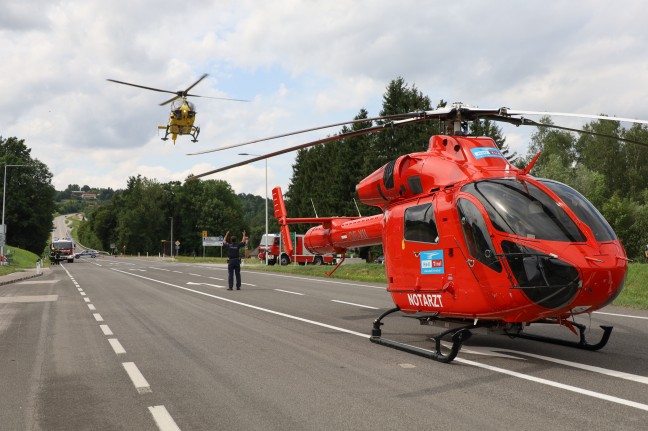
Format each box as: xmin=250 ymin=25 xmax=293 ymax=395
xmin=50 ymin=238 xmax=75 ymax=263
xmin=75 ymin=249 xmax=98 ymax=258
xmin=257 ymin=233 xmax=335 ymax=265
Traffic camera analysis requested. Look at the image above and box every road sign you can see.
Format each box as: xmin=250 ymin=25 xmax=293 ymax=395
xmin=202 ymin=230 xmax=207 ymax=237
xmin=202 ymin=236 xmax=223 ymax=247
xmin=175 ymin=240 xmax=181 ymax=246
xmin=0 ymin=233 xmax=5 ymax=247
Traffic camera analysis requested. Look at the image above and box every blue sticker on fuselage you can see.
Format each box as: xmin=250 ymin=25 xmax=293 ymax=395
xmin=470 ymin=147 xmax=505 ymax=160
xmin=420 ymin=250 xmax=444 ymax=274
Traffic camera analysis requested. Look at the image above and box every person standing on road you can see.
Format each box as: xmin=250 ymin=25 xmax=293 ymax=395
xmin=223 ymin=230 xmax=247 ymax=290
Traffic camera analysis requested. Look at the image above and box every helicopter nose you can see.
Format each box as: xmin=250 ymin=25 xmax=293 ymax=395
xmin=501 ymin=240 xmax=581 ymax=310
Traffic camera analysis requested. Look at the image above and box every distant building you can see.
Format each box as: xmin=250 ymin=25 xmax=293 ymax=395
xmin=81 ymin=193 xmax=97 ymax=200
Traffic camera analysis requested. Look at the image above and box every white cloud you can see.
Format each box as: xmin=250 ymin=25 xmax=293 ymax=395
xmin=2 ymin=0 xmax=648 ymax=194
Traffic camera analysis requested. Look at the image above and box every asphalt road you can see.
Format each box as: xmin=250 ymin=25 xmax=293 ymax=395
xmin=1 ymin=256 xmax=647 ymax=430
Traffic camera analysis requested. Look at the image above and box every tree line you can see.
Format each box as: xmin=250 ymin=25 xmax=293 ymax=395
xmin=76 ymin=175 xmax=279 ymax=256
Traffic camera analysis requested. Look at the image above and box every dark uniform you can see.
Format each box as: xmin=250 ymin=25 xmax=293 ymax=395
xmin=225 ymin=238 xmax=246 ymax=290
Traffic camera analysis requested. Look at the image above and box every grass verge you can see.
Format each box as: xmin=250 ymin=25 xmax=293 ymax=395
xmin=0 ymin=246 xmax=44 ymax=276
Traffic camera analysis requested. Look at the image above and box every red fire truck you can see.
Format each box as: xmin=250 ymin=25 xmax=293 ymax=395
xmin=257 ymin=233 xmax=336 ymax=266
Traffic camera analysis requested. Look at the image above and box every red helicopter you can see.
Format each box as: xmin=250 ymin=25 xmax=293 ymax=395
xmin=188 ymin=104 xmax=648 ymax=363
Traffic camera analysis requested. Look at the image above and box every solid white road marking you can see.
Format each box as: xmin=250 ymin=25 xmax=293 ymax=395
xmin=455 ymin=357 xmax=648 ymax=412
xmin=595 ymin=311 xmax=648 ymax=320
xmin=274 ymin=289 xmax=304 ymax=296
xmin=109 ymin=338 xmax=126 ymax=354
xmin=331 ymin=300 xmax=379 ymax=310
xmin=112 ymin=268 xmax=648 ymax=412
xmin=484 ymin=347 xmax=648 ymax=384
xmin=122 ymin=362 xmax=152 ymax=394
xmin=148 ymin=405 xmax=181 ymax=431
xmin=100 ymin=324 xmax=113 ymax=336
xmin=93 ymin=313 xmax=104 ymax=322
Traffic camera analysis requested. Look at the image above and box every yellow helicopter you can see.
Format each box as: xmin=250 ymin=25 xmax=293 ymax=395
xmin=107 ymin=73 xmax=248 ymax=144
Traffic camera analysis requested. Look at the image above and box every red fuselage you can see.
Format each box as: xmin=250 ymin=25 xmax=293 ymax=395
xmin=278 ymin=134 xmax=626 ymax=323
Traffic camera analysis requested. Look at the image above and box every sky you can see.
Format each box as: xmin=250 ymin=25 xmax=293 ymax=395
xmin=2 ymin=0 xmax=648 ymax=197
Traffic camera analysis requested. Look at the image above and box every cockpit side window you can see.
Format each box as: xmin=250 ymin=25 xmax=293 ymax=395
xmin=404 ymin=203 xmax=439 ymax=244
xmin=457 ymin=199 xmax=502 ymax=272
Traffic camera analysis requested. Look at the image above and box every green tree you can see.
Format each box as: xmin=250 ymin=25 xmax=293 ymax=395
xmin=0 ymin=136 xmax=56 ymax=254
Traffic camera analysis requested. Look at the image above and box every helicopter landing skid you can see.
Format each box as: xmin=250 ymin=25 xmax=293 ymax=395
xmin=370 ymin=307 xmax=472 ymax=363
xmin=513 ymin=321 xmax=613 ymax=351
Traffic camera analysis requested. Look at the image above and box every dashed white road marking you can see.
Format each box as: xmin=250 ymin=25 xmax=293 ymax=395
xmin=122 ymin=362 xmax=152 ymax=394
xmin=108 ymin=338 xmax=126 ymax=354
xmin=80 ymin=292 xmax=86 ymax=296
xmin=331 ymin=300 xmax=379 ymax=310
xmin=88 ymin=304 xmax=96 ymax=311
xmin=186 ymin=282 xmax=224 ymax=289
xmin=148 ymin=405 xmax=181 ymax=431
xmin=274 ymin=289 xmax=304 ymax=296
xmin=83 ymin=297 xmax=91 ymax=303
xmin=100 ymin=324 xmax=113 ymax=336
xmin=93 ymin=313 xmax=104 ymax=322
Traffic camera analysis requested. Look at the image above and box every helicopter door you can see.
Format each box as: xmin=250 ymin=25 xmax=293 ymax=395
xmin=387 ymin=199 xmax=448 ymax=295
xmin=455 ymin=197 xmax=503 ymax=287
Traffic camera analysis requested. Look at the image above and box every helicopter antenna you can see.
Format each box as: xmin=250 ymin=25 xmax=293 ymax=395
xmin=311 ymin=199 xmax=319 ymax=218
xmin=353 ymin=198 xmax=362 ymax=217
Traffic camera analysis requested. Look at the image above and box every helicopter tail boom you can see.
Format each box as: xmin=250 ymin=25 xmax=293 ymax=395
xmin=272 ymin=187 xmax=384 ymax=256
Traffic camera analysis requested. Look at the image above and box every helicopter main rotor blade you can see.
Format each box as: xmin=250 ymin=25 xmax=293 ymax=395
xmin=183 ymin=73 xmax=209 ymax=95
xmin=503 ymin=109 xmax=648 ymax=126
xmin=184 ymin=94 xmax=250 ymax=102
xmin=187 ymin=116 xmax=431 ymax=180
xmin=106 ymin=79 xmax=178 ymax=95
xmin=187 ymin=103 xmax=648 ymax=179
xmin=159 ymin=95 xmax=182 ymax=106
xmin=486 ymin=115 xmax=648 ymax=149
xmin=186 ymin=112 xmax=436 ymax=156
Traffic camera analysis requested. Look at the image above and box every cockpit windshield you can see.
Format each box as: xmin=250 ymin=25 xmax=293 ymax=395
xmin=462 ymin=179 xmax=585 ymax=242
xmin=538 ymin=179 xmax=616 ymax=241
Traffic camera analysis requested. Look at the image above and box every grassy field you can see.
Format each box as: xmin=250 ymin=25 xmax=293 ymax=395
xmin=613 ymin=263 xmax=648 ymax=309
xmin=177 ymin=256 xmax=648 ymax=310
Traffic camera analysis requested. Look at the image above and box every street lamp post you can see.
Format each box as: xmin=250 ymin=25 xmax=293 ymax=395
xmin=1 ymin=164 xmax=25 ymax=260
xmin=239 ymin=154 xmax=268 ymax=265
xmin=169 ymin=217 xmax=174 ymax=259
